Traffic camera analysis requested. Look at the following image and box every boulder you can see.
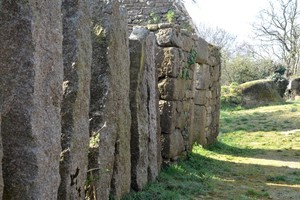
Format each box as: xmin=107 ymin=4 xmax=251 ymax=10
xmin=240 ymin=80 xmax=284 ymax=107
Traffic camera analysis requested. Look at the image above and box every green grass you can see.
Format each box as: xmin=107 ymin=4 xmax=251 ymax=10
xmin=122 ymin=101 xmax=300 ymax=199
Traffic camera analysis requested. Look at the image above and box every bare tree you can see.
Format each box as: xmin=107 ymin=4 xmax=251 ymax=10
xmin=197 ymin=24 xmax=237 ymax=54
xmin=253 ymin=0 xmax=300 ymax=76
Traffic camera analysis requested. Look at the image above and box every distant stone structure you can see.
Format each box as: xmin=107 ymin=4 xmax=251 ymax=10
xmin=121 ymin=0 xmax=195 ymax=32
xmin=0 ymin=1 xmax=220 ymax=199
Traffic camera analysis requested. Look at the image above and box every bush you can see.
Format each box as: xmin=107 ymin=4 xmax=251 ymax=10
xmin=221 ymin=82 xmax=242 ymax=108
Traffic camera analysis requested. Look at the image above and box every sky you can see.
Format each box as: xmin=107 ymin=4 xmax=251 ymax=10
xmin=184 ymin=0 xmax=270 ymax=41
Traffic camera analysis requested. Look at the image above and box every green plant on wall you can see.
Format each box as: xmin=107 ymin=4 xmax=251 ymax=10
xmin=165 ymin=10 xmax=175 ymax=23
xmin=181 ymin=22 xmax=193 ymax=32
xmin=181 ymin=48 xmax=197 ymax=80
xmin=148 ymin=12 xmax=160 ymax=24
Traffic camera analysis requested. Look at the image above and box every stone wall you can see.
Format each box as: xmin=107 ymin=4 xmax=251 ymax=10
xmin=0 ymin=1 xmax=221 ymax=199
xmin=153 ymin=25 xmax=221 ymax=160
xmin=121 ymin=0 xmax=194 ymax=32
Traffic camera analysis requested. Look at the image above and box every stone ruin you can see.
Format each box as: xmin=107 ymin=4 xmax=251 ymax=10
xmin=0 ymin=1 xmax=221 ymax=199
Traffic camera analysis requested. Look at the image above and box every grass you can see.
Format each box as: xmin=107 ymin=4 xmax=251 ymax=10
xmin=122 ymin=101 xmax=300 ymax=200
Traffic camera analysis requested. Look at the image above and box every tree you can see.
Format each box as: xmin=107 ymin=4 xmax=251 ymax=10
xmin=197 ymin=23 xmax=237 ymax=55
xmin=253 ymin=0 xmax=300 ymax=76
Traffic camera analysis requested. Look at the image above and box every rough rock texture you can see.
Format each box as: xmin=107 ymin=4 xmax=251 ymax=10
xmin=122 ymin=0 xmax=194 ymax=33
xmin=240 ymin=79 xmax=284 ymax=108
xmin=0 ymin=1 xmax=63 ymax=199
xmin=59 ymin=0 xmax=92 ymax=199
xmin=154 ymin=26 xmax=221 ymax=159
xmin=286 ymin=77 xmax=300 ymax=99
xmin=0 ymin=118 xmax=3 ymax=198
xmin=89 ymin=1 xmax=131 ymax=199
xmin=129 ymin=27 xmax=161 ymax=190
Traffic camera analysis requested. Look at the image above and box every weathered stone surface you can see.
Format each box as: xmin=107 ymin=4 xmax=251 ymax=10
xmin=0 ymin=118 xmax=3 ymax=198
xmin=194 ymin=90 xmax=207 ymax=105
xmin=58 ymin=0 xmax=92 ymax=199
xmin=161 ymin=130 xmax=185 ymax=159
xmin=156 ymin=28 xmax=183 ymax=48
xmin=193 ymin=105 xmax=207 ymax=145
xmin=195 ymin=64 xmax=210 ymax=90
xmin=129 ymin=30 xmax=149 ymax=190
xmin=159 ymin=100 xmax=176 ymax=134
xmin=181 ymin=34 xmax=195 ymax=52
xmin=208 ymin=44 xmax=221 ymax=66
xmin=0 ymin=1 xmax=63 ymax=199
xmin=129 ymin=28 xmax=161 ymax=190
xmin=240 ymin=80 xmax=284 ymax=107
xmin=143 ymin=32 xmax=162 ymax=183
xmin=195 ymin=37 xmax=209 ymax=64
xmin=89 ymin=1 xmax=131 ymax=199
xmin=158 ymin=78 xmax=191 ymax=101
xmin=157 ymin=47 xmax=183 ymax=78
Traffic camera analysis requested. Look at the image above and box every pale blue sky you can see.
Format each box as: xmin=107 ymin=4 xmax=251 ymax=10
xmin=184 ymin=0 xmax=269 ymax=41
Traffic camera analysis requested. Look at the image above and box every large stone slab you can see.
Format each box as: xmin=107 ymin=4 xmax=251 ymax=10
xmin=195 ymin=37 xmax=209 ymax=64
xmin=193 ymin=105 xmax=207 ymax=145
xmin=89 ymin=1 xmax=131 ymax=199
xmin=156 ymin=28 xmax=183 ymax=48
xmin=58 ymin=0 xmax=92 ymax=199
xmin=0 ymin=116 xmax=3 ymax=198
xmin=195 ymin=64 xmax=210 ymax=90
xmin=129 ymin=27 xmax=161 ymax=190
xmin=159 ymin=100 xmax=176 ymax=134
xmin=158 ymin=78 xmax=191 ymax=101
xmin=161 ymin=130 xmax=185 ymax=159
xmin=0 ymin=1 xmax=63 ymax=199
xmin=157 ymin=47 xmax=183 ymax=78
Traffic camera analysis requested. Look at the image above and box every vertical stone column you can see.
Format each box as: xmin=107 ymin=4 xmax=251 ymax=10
xmin=206 ymin=45 xmax=221 ymax=144
xmin=58 ymin=0 xmax=92 ymax=199
xmin=0 ymin=112 xmax=3 ymax=198
xmin=88 ymin=1 xmax=131 ymax=199
xmin=129 ymin=27 xmax=161 ymax=190
xmin=0 ymin=1 xmax=63 ymax=199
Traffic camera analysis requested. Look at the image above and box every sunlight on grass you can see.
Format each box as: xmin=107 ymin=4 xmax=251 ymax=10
xmin=201 ymin=153 xmax=300 ymax=169
xmin=123 ymin=101 xmax=300 ymax=199
xmin=266 ymin=183 xmax=300 ymax=189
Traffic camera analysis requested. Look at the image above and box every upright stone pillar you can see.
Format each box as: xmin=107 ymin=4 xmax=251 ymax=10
xmin=89 ymin=1 xmax=131 ymax=199
xmin=129 ymin=27 xmax=161 ymax=190
xmin=58 ymin=0 xmax=92 ymax=199
xmin=0 ymin=112 xmax=3 ymax=198
xmin=0 ymin=1 xmax=63 ymax=199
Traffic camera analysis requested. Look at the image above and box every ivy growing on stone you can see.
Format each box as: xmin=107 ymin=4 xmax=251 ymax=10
xmin=181 ymin=48 xmax=197 ymax=80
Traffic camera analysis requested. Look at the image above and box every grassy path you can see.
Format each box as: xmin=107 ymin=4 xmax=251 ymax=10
xmin=123 ymin=102 xmax=300 ymax=200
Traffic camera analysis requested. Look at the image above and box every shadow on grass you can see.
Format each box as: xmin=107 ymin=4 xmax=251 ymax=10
xmin=122 ymin=150 xmax=300 ymax=200
xmin=204 ymin=141 xmax=300 ymax=162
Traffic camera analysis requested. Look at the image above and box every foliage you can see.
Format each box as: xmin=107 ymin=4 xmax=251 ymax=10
xmin=148 ymin=12 xmax=160 ymax=24
xmin=180 ymin=22 xmax=193 ymax=32
xmin=181 ymin=48 xmax=197 ymax=80
xmin=165 ymin=10 xmax=175 ymax=23
xmin=122 ymin=155 xmax=211 ymax=200
xmin=222 ymin=54 xmax=276 ymax=85
xmin=220 ymin=82 xmax=242 ymax=108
